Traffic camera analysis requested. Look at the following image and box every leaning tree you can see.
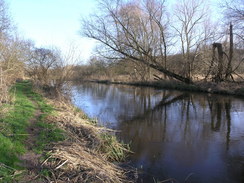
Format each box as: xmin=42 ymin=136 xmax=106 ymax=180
xmin=81 ymin=0 xmax=194 ymax=84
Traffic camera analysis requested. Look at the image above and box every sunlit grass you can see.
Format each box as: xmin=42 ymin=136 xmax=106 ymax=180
xmin=0 ymin=81 xmax=35 ymax=181
xmin=0 ymin=81 xmax=65 ymax=182
xmin=34 ymin=121 xmax=65 ymax=153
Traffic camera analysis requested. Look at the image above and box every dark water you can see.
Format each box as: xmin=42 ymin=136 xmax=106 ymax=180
xmin=71 ymin=82 xmax=244 ymax=183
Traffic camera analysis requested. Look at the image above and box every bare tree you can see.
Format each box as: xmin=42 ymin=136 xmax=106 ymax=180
xmin=221 ymin=0 xmax=244 ymax=81
xmin=0 ymin=0 xmax=11 ymax=35
xmin=26 ymin=46 xmax=76 ymax=98
xmin=0 ymin=35 xmax=30 ymax=103
xmin=0 ymin=0 xmax=14 ymax=104
xmin=172 ymin=0 xmax=212 ymax=80
xmin=81 ymin=0 xmax=193 ymax=83
xmin=222 ymin=0 xmax=244 ymax=41
xmin=27 ymin=48 xmax=58 ymax=86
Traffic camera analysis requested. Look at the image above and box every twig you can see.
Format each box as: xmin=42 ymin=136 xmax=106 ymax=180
xmin=54 ymin=159 xmax=68 ymax=170
xmin=41 ymin=155 xmax=53 ymax=166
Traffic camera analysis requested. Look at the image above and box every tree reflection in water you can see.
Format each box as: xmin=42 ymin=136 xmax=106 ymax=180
xmin=72 ymin=83 xmax=244 ymax=183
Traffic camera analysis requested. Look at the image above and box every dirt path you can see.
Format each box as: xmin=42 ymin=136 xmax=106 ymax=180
xmin=19 ymin=100 xmax=44 ymax=183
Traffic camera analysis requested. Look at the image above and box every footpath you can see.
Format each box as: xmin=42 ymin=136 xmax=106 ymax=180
xmin=0 ymin=81 xmax=129 ymax=183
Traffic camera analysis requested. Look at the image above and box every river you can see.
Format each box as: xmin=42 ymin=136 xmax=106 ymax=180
xmin=71 ymin=82 xmax=244 ymax=183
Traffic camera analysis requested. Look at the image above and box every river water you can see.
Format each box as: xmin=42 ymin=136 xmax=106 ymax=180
xmin=71 ymin=82 xmax=244 ymax=183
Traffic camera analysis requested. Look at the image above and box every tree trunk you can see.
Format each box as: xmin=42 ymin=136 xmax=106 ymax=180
xmin=147 ymin=63 xmax=193 ymax=84
xmin=225 ymin=22 xmax=233 ymax=80
xmin=213 ymin=43 xmax=224 ymax=82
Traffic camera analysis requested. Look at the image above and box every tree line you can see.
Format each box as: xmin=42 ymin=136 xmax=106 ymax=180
xmin=79 ymin=0 xmax=243 ymax=84
xmin=0 ymin=0 xmax=75 ymax=104
xmin=0 ymin=0 xmax=243 ymax=105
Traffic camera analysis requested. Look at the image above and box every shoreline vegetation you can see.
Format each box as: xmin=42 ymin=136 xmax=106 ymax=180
xmin=1 ymin=79 xmax=242 ymax=182
xmin=84 ymin=79 xmax=244 ymax=97
xmin=0 ymin=81 xmax=131 ymax=183
xmin=2 ymin=79 xmax=242 ymax=183
xmin=0 ymin=0 xmax=243 ymax=182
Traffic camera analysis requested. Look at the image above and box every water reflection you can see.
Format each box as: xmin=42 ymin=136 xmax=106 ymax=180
xmin=72 ymin=83 xmax=244 ymax=183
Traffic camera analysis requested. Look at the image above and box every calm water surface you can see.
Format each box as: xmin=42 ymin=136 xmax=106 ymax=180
xmin=71 ymin=82 xmax=244 ymax=183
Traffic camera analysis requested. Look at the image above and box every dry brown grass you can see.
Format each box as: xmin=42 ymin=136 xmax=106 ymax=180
xmin=40 ymin=99 xmax=129 ymax=183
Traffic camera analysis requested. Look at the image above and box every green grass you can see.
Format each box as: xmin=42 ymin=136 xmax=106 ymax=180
xmin=15 ymin=82 xmax=66 ymax=153
xmin=0 ymin=81 xmax=35 ymax=181
xmin=34 ymin=121 xmax=65 ymax=153
xmin=29 ymin=92 xmax=66 ymax=154
xmin=0 ymin=81 xmax=66 ymax=182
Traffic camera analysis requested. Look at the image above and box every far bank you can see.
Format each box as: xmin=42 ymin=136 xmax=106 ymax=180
xmin=80 ymin=79 xmax=244 ymax=97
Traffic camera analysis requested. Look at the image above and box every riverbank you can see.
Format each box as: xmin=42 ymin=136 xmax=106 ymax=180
xmin=72 ymin=79 xmax=244 ymax=183
xmin=0 ymin=81 xmax=130 ymax=182
xmin=85 ymin=79 xmax=244 ymax=97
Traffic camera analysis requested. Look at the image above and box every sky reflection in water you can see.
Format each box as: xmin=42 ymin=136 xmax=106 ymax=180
xmin=72 ymin=83 xmax=244 ymax=183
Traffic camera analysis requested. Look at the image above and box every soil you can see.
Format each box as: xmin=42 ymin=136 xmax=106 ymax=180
xmin=18 ymin=101 xmax=43 ymax=183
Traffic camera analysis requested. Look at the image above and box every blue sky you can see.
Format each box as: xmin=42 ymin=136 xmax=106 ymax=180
xmin=6 ymin=0 xmax=97 ymax=62
xmin=6 ymin=0 xmax=221 ymax=63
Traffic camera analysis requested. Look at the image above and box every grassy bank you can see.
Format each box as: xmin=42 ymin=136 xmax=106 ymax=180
xmin=0 ymin=81 xmax=35 ymax=181
xmin=0 ymin=81 xmax=129 ymax=182
xmin=87 ymin=79 xmax=244 ymax=97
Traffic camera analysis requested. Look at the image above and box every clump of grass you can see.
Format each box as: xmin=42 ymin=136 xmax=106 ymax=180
xmin=73 ymin=106 xmax=98 ymax=124
xmin=100 ymin=133 xmax=130 ymax=162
